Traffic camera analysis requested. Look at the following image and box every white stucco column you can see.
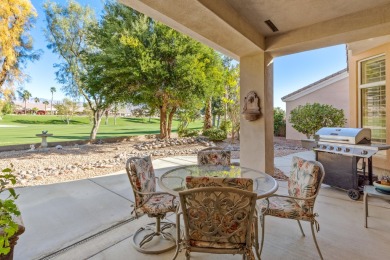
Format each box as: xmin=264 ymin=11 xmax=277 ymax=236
xmin=240 ymin=52 xmax=274 ymax=173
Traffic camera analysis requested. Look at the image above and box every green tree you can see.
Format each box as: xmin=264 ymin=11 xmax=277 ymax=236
xmin=274 ymin=107 xmax=286 ymax=136
xmin=89 ymin=3 xmax=224 ymax=139
xmin=0 ymin=101 xmax=13 ymax=116
xmin=44 ymin=0 xmax=118 ymax=139
xmin=289 ymin=103 xmax=347 ymax=139
xmin=0 ymin=0 xmax=41 ymax=96
xmin=50 ymin=87 xmax=56 ymax=115
xmin=221 ymin=59 xmax=240 ymax=141
xmin=34 ymin=97 xmax=39 ymax=104
xmin=43 ymin=100 xmax=49 ymax=113
xmin=17 ymin=89 xmax=31 ymax=114
xmin=54 ymin=98 xmax=79 ymax=124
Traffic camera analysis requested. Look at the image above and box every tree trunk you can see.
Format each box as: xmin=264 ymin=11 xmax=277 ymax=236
xmin=167 ymin=106 xmax=177 ymax=139
xmin=104 ymin=110 xmax=109 ymax=125
xmin=24 ymin=101 xmax=27 ymax=114
xmin=51 ymin=95 xmax=53 ymax=115
xmin=217 ymin=115 xmax=220 ymax=127
xmin=212 ymin=115 xmax=216 ymax=127
xmin=159 ymin=104 xmax=168 ymax=139
xmin=90 ymin=110 xmax=105 ymax=140
xmin=203 ymin=97 xmax=212 ymax=130
xmin=114 ymin=113 xmax=117 ymax=125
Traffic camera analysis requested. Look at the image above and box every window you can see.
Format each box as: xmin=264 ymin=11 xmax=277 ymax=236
xmin=360 ymin=55 xmax=386 ymax=144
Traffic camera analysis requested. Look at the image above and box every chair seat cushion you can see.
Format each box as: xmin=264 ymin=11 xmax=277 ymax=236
xmin=137 ymin=194 xmax=178 ymax=215
xmin=258 ymin=196 xmax=313 ymax=221
xmin=189 ymin=240 xmax=245 ymax=249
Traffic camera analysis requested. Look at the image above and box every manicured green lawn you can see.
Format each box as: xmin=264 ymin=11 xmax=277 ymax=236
xmin=0 ymin=115 xmax=202 ymax=146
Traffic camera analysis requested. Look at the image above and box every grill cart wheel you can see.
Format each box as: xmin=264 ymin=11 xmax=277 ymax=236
xmin=347 ymin=189 xmax=360 ymax=200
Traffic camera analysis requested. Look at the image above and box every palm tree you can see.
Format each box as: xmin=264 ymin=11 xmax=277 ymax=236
xmin=43 ymin=100 xmax=49 ymax=114
xmin=18 ymin=90 xmax=32 ymax=114
xmin=34 ymin=97 xmax=40 ymax=104
xmin=50 ymin=87 xmax=56 ymax=115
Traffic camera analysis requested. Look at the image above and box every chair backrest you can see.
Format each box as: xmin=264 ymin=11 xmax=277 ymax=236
xmin=186 ymin=176 xmax=253 ymax=191
xmin=288 ymin=156 xmax=325 ymax=212
xmin=197 ymin=147 xmax=231 ymax=166
xmin=125 ymin=156 xmax=156 ymax=206
xmin=179 ymin=187 xmax=257 ymax=246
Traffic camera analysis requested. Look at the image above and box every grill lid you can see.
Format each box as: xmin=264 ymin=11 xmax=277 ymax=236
xmin=315 ymin=127 xmax=371 ymax=144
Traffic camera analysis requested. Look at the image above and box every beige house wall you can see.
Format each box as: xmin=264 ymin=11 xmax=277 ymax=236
xmin=348 ymin=43 xmax=390 ymax=172
xmin=285 ymin=76 xmax=350 ymax=140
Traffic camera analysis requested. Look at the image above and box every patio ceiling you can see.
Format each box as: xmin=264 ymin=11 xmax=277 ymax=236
xmin=120 ymin=0 xmax=390 ymax=58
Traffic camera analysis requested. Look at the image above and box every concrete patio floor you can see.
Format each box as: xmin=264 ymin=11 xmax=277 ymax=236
xmin=13 ymin=151 xmax=390 ymax=260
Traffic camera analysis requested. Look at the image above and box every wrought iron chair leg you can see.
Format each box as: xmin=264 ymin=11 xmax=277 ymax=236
xmin=172 ymin=213 xmax=181 ymax=260
xmin=297 ymin=220 xmax=305 ymax=236
xmin=259 ymin=215 xmax=265 ymax=256
xmin=254 ymin=217 xmax=261 ymax=260
xmin=310 ymin=222 xmax=323 ymax=260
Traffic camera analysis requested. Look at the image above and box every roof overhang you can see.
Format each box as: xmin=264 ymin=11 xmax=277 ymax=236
xmin=120 ymin=0 xmax=390 ymax=59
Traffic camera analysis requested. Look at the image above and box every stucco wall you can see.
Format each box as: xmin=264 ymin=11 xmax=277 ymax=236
xmin=285 ymin=76 xmax=350 ymax=140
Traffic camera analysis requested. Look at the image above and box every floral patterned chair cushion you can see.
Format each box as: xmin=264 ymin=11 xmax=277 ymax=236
xmin=258 ymin=196 xmax=313 ymax=221
xmin=197 ymin=149 xmax=231 ymax=166
xmin=186 ymin=176 xmax=253 ymax=191
xmin=128 ymin=156 xmax=156 ymax=206
xmin=181 ymin=188 xmax=256 ymax=246
xmin=288 ymin=156 xmax=320 ymax=212
xmin=137 ymin=193 xmax=178 ymax=215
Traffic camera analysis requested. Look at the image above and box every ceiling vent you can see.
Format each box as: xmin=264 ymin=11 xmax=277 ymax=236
xmin=264 ymin=20 xmax=279 ymax=32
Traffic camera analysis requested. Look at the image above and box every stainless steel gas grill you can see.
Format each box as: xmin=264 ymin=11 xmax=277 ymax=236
xmin=314 ymin=127 xmax=390 ymax=200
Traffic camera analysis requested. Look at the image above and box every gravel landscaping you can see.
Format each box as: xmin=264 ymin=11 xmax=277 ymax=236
xmin=0 ymin=135 xmax=307 ymax=187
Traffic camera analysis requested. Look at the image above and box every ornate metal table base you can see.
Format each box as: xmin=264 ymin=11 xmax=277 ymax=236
xmin=132 ymin=219 xmax=177 ymax=254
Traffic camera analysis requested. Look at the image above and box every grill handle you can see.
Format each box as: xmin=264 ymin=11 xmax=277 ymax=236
xmin=319 ymin=137 xmax=350 ymax=142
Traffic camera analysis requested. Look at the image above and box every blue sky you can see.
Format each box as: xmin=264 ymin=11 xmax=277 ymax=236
xmin=23 ymin=0 xmax=347 ymax=110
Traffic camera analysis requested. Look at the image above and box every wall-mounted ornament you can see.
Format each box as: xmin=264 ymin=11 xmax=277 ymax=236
xmin=242 ymin=91 xmax=261 ymax=121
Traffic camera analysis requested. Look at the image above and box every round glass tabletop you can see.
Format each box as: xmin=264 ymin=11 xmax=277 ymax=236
xmin=159 ymin=165 xmax=278 ymax=198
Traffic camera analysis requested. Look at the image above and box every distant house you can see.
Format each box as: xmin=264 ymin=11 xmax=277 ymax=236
xmin=14 ymin=101 xmax=57 ymax=114
xmin=281 ymin=68 xmax=349 ymax=140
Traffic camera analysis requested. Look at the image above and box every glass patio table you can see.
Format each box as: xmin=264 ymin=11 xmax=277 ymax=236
xmin=159 ymin=165 xmax=278 ymax=198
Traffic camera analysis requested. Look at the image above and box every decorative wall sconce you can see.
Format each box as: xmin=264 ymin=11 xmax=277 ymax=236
xmin=242 ymin=91 xmax=261 ymax=121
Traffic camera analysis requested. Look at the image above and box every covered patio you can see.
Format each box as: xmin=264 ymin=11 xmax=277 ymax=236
xmin=13 ymin=154 xmax=390 ymax=259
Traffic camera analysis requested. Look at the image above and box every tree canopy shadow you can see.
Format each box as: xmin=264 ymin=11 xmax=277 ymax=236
xmin=13 ymin=119 xmax=88 ymax=125
xmin=122 ymin=118 xmax=159 ymax=124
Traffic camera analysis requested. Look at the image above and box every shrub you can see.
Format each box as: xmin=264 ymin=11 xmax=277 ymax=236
xmin=203 ymin=128 xmax=227 ymax=141
xmin=0 ymin=165 xmax=21 ymax=256
xmin=274 ymin=107 xmax=286 ymax=136
xmin=219 ymin=120 xmax=232 ymax=134
xmin=289 ymin=103 xmax=346 ymax=139
xmin=178 ymin=128 xmax=199 ymax=137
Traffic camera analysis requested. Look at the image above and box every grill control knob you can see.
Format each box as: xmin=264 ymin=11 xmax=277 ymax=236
xmin=344 ymin=148 xmax=350 ymax=152
xmin=361 ymin=150 xmax=368 ymax=155
xmin=322 ymin=145 xmax=327 ymax=149
xmin=336 ymin=147 xmax=342 ymax=151
xmin=329 ymin=146 xmax=334 ymax=150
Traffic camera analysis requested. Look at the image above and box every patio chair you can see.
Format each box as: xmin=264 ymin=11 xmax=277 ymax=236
xmin=197 ymin=147 xmax=231 ymax=166
xmin=257 ymin=156 xmax=325 ymax=259
xmin=125 ymin=156 xmax=178 ymax=254
xmin=173 ymin=176 xmax=260 ymax=259
xmin=175 ymin=186 xmax=258 ymax=259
